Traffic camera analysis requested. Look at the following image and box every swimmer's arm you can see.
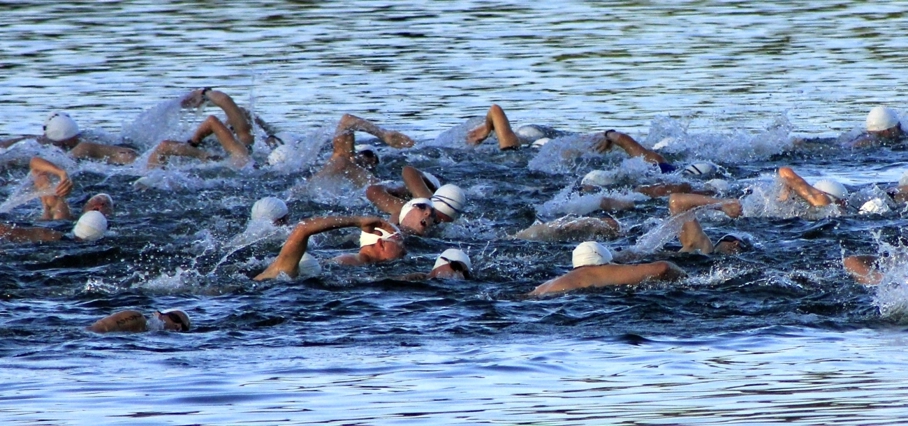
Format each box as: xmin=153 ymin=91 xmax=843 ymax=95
xmin=635 ymin=183 xmax=693 ymax=199
xmin=594 ymin=130 xmax=667 ymax=164
xmin=29 ymin=157 xmax=72 ymax=197
xmin=205 ymin=90 xmax=253 ymax=145
xmin=87 ymin=310 xmax=147 ymax=333
xmin=336 ymin=114 xmax=414 ymax=148
xmin=365 ymin=184 xmax=406 ymax=218
xmin=777 ymin=167 xmax=832 ymax=207
xmin=465 ymin=104 xmax=519 ymax=150
xmin=843 ymin=255 xmax=883 ymax=285
xmin=69 ymin=142 xmax=138 ymax=165
xmin=0 ymin=224 xmax=64 ymax=243
xmin=669 ymin=193 xmax=742 ymax=218
xmin=401 ymin=166 xmax=435 ymax=197
xmin=255 ymin=216 xmax=384 ymax=280
xmin=678 ymin=219 xmax=714 ymax=254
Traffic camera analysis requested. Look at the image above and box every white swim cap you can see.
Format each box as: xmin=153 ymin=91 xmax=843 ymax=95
xmin=433 ymin=248 xmax=472 ymax=272
xmin=431 ymin=184 xmax=466 ymax=220
xmin=531 ymin=137 xmax=550 ymax=149
xmin=251 ymin=197 xmax=289 ymax=223
xmin=298 ymin=252 xmax=322 ymax=278
xmin=516 ymin=124 xmax=546 ymax=142
xmin=581 ymin=170 xmax=615 ymax=187
xmin=812 ymin=179 xmax=848 ymax=201
xmin=359 ymin=224 xmax=402 ymax=247
xmin=73 ymin=210 xmax=108 ymax=241
xmin=866 ymin=106 xmax=900 ymax=132
xmin=859 ymin=198 xmax=890 ymax=215
xmin=572 ymin=241 xmax=613 ymax=268
xmin=399 ymin=197 xmax=433 ymax=224
xmin=267 ymin=145 xmax=293 ymax=166
xmin=44 ymin=112 xmax=80 ymax=142
xmin=422 ymin=171 xmax=441 ymax=190
xmin=683 ymin=162 xmax=717 ymax=177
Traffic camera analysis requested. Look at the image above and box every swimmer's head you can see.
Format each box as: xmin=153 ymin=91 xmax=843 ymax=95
xmin=251 ymin=196 xmax=289 ymax=225
xmin=682 ymin=162 xmax=717 ymax=178
xmin=83 ymin=193 xmax=114 ymax=217
xmin=812 ymin=179 xmax=848 ymax=204
xmin=398 ymin=198 xmax=437 ymax=236
xmin=354 ymin=144 xmax=380 ymax=170
xmin=299 ymin=252 xmax=322 ymax=278
xmin=155 ymin=310 xmax=191 ymax=332
xmin=44 ymin=111 xmax=80 ymax=142
xmin=431 ymin=184 xmax=466 ymax=222
xmin=581 ymin=170 xmax=615 ymax=190
xmin=431 ymin=248 xmax=473 ymax=280
xmin=359 ymin=223 xmax=406 ymax=262
xmin=73 ymin=210 xmax=107 ymax=241
xmin=866 ymin=106 xmax=900 ymax=133
xmin=515 ymin=124 xmax=547 ymax=143
xmin=714 ymin=233 xmax=752 ymax=255
xmin=572 ymin=241 xmax=613 ymax=268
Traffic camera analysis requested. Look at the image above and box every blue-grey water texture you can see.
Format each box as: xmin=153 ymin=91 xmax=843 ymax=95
xmin=3 ymin=1 xmax=908 ymax=424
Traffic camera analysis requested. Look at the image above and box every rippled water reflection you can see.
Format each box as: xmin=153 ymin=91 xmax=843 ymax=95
xmin=3 ymin=0 xmax=908 ymax=424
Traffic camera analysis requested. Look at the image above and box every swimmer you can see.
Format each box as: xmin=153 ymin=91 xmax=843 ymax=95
xmin=529 ymin=241 xmax=685 ymax=296
xmin=465 ymin=104 xmax=522 ymax=150
xmin=365 ymin=166 xmax=465 ymax=234
xmin=777 ymin=166 xmax=847 ymax=208
xmin=845 ymin=106 xmax=905 ymax=148
xmin=0 ymin=210 xmax=108 ymax=243
xmin=396 ymin=248 xmax=473 ymax=281
xmin=309 ymin=114 xmax=416 ymax=188
xmin=254 ymin=216 xmax=405 ymax=281
xmin=87 ymin=309 xmax=191 ymax=333
xmin=668 ymin=193 xmax=747 ymax=255
xmin=1 ymin=112 xmax=139 ymax=164
xmin=28 ymin=157 xmax=115 ymax=220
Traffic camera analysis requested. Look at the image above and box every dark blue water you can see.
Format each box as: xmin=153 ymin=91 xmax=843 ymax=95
xmin=3 ymin=1 xmax=908 ymax=424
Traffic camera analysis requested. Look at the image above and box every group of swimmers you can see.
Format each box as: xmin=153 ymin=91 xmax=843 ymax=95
xmin=1 ymin=87 xmax=905 ymax=333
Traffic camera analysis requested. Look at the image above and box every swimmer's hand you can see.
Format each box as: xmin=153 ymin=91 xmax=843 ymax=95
xmin=54 ymin=173 xmax=73 ymax=197
xmin=180 ymin=88 xmax=210 ymax=108
xmin=381 ymin=130 xmax=415 ymax=148
xmin=593 ymin=130 xmax=616 ymax=153
xmin=357 ymin=217 xmax=390 ymax=234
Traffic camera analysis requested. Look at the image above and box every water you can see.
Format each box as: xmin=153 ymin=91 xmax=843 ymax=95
xmin=3 ymin=1 xmax=908 ymax=424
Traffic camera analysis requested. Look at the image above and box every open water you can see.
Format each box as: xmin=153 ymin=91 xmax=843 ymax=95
xmin=3 ymin=1 xmax=908 ymax=424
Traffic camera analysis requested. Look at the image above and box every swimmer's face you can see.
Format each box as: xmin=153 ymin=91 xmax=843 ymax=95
xmin=369 ymin=237 xmax=406 ymax=262
xmin=429 ymin=261 xmax=471 ymax=280
xmin=155 ymin=310 xmax=191 ymax=332
xmin=399 ymin=203 xmax=438 ymax=236
xmin=84 ymin=195 xmax=113 ymax=217
xmin=354 ymin=150 xmax=379 ymax=171
xmin=273 ymin=214 xmax=290 ymax=226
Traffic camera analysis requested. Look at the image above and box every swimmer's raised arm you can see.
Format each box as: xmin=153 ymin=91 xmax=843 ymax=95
xmin=204 ymin=89 xmax=254 ymax=146
xmin=465 ymin=104 xmax=520 ymax=150
xmin=30 ymin=157 xmax=73 ymax=220
xmin=777 ymin=167 xmax=833 ymax=207
xmin=365 ymin=184 xmax=407 ymax=218
xmin=594 ymin=130 xmax=667 ymax=164
xmin=530 ymin=261 xmax=685 ymax=296
xmin=336 ymin=114 xmax=414 ymax=148
xmin=254 ymin=216 xmax=384 ymax=281
xmin=401 ymin=166 xmax=436 ymax=197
